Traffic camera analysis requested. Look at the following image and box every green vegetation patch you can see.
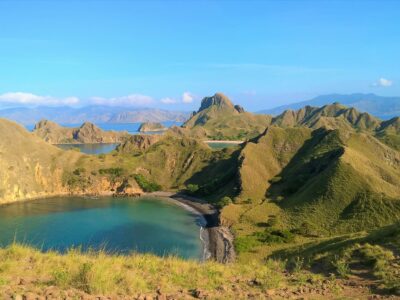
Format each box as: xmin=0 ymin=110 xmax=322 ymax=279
xmin=133 ymin=174 xmax=161 ymax=192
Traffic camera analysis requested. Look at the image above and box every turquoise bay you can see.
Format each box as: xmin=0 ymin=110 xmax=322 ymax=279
xmin=0 ymin=196 xmax=204 ymax=260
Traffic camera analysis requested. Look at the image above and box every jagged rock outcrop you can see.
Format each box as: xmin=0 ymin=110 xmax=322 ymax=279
xmin=33 ymin=120 xmax=129 ymax=144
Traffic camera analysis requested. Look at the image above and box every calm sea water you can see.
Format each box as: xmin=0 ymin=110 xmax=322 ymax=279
xmin=0 ymin=196 xmax=204 ymax=259
xmin=56 ymin=143 xmax=119 ymax=154
xmin=26 ymin=122 xmax=238 ymax=153
xmin=25 ymin=121 xmax=182 ymax=135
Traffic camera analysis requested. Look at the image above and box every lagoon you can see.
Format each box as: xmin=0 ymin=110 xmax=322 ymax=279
xmin=56 ymin=143 xmax=119 ymax=154
xmin=0 ymin=196 xmax=204 ymax=260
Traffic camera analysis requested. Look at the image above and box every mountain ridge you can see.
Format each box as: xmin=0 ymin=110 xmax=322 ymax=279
xmin=0 ymin=105 xmax=190 ymax=125
xmin=259 ymin=93 xmax=400 ymax=119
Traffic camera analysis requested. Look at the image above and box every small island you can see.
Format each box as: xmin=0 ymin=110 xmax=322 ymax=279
xmin=138 ymin=122 xmax=167 ymax=132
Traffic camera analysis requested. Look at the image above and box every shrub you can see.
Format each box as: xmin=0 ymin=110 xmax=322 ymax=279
xmin=73 ymin=168 xmax=86 ymax=176
xmin=99 ymin=168 xmax=124 ymax=177
xmin=186 ymin=184 xmax=199 ymax=194
xmin=62 ymin=171 xmax=89 ymax=191
xmin=234 ymin=236 xmax=261 ymax=253
xmin=331 ymin=255 xmax=350 ymax=278
xmin=269 ymin=176 xmax=282 ymax=184
xmin=133 ymin=174 xmax=161 ymax=192
xmin=287 ymin=256 xmax=305 ymax=273
xmin=255 ymin=228 xmax=295 ymax=244
xmin=215 ymin=196 xmax=232 ymax=208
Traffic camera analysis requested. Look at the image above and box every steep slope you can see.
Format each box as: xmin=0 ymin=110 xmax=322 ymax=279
xmin=0 ymin=119 xmax=82 ymax=203
xmin=183 ymin=93 xmax=271 ymax=140
xmin=223 ymin=125 xmax=400 ymax=236
xmin=260 ymin=93 xmax=400 ymax=119
xmin=237 ymin=126 xmax=313 ymax=200
xmin=376 ymin=117 xmax=400 ymax=150
xmin=267 ymin=131 xmax=400 ymax=235
xmin=33 ymin=120 xmax=129 ymax=144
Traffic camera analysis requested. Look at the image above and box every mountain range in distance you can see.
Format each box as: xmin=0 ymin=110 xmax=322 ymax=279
xmin=259 ymin=93 xmax=400 ymax=119
xmin=0 ymin=105 xmax=190 ymax=125
xmin=0 ymin=93 xmax=399 ymax=125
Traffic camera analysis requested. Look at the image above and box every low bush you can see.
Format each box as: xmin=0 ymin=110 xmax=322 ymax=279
xmin=215 ymin=196 xmax=232 ymax=208
xmin=255 ymin=228 xmax=295 ymax=244
xmin=186 ymin=184 xmax=199 ymax=194
xmin=133 ymin=174 xmax=161 ymax=192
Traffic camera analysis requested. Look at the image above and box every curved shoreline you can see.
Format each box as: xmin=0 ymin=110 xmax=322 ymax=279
xmin=149 ymin=191 xmax=236 ymax=263
xmin=0 ymin=191 xmax=236 ymax=263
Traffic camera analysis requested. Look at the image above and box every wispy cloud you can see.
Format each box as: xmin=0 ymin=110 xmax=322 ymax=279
xmin=182 ymin=92 xmax=194 ymax=103
xmin=159 ymin=92 xmax=195 ymax=105
xmin=371 ymin=78 xmax=393 ymax=87
xmin=0 ymin=92 xmax=79 ymax=106
xmin=90 ymin=94 xmax=154 ymax=106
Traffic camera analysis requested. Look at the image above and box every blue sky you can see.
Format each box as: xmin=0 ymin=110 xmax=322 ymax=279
xmin=0 ymin=0 xmax=399 ymax=111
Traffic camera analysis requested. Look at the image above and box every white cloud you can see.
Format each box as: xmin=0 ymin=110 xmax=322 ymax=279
xmin=372 ymin=78 xmax=393 ymax=87
xmin=0 ymin=92 xmax=80 ymax=106
xmin=160 ymin=97 xmax=177 ymax=104
xmin=90 ymin=94 xmax=154 ymax=106
xmin=182 ymin=92 xmax=194 ymax=103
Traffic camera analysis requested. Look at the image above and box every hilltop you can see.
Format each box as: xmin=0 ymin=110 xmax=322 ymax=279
xmin=33 ymin=120 xmax=130 ymax=144
xmin=269 ymin=103 xmax=400 ymax=150
xmin=183 ymin=93 xmax=271 ymax=140
xmin=138 ymin=122 xmax=167 ymax=132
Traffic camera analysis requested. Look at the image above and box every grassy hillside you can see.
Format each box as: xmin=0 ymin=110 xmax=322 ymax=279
xmin=271 ymin=103 xmax=381 ymax=131
xmin=0 ymin=119 xmax=83 ymax=203
xmin=2 ymin=243 xmax=383 ymax=299
xmin=220 ymin=127 xmax=400 ymax=272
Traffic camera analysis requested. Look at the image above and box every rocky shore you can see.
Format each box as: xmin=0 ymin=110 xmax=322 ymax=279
xmin=149 ymin=191 xmax=236 ymax=263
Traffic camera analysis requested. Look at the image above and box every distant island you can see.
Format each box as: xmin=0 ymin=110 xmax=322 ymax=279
xmin=138 ymin=122 xmax=167 ymax=132
xmin=33 ymin=119 xmax=129 ymax=144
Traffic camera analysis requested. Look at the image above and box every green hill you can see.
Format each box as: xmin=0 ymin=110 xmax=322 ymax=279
xmin=223 ymin=126 xmax=400 ymax=235
xmin=183 ymin=93 xmax=271 ymax=140
xmin=0 ymin=119 xmax=82 ymax=203
xmin=271 ymin=103 xmax=381 ymax=131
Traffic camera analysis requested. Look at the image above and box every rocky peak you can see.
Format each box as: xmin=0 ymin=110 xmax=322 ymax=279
xmin=198 ymin=93 xmax=235 ymax=112
xmin=33 ymin=119 xmax=62 ymax=130
xmin=79 ymin=122 xmax=99 ymax=131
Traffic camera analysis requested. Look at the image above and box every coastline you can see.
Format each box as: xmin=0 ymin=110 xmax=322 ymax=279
xmin=149 ymin=191 xmax=236 ymax=264
xmin=203 ymin=140 xmax=244 ymax=144
xmin=0 ymin=191 xmax=236 ymax=264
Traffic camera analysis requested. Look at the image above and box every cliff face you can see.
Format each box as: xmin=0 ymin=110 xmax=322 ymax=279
xmin=33 ymin=120 xmax=130 ymax=144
